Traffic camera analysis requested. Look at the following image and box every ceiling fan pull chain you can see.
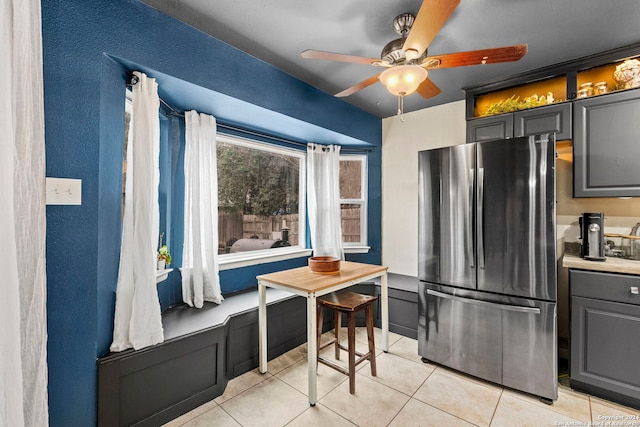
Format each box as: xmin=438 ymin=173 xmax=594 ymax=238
xmin=398 ymin=94 xmax=405 ymax=122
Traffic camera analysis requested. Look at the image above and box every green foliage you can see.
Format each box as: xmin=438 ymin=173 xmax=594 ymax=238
xmin=483 ymin=94 xmax=521 ymax=116
xmin=158 ymin=245 xmax=172 ymax=264
xmin=481 ymin=93 xmax=555 ymax=116
xmin=217 ymin=143 xmax=300 ymax=216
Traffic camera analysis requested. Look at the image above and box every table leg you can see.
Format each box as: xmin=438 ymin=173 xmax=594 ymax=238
xmin=307 ymin=292 xmax=318 ymax=406
xmin=258 ymin=282 xmax=267 ymax=374
xmin=381 ymin=272 xmax=389 ymax=352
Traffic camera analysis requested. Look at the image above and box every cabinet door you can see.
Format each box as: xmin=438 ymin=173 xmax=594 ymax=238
xmin=571 ymin=296 xmax=640 ymax=407
xmin=466 ymin=114 xmax=513 ymax=142
xmin=573 ymin=89 xmax=640 ymax=197
xmin=514 ymin=103 xmax=572 ymax=140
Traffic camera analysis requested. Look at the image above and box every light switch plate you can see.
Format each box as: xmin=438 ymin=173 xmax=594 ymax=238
xmin=46 ymin=177 xmax=82 ymax=205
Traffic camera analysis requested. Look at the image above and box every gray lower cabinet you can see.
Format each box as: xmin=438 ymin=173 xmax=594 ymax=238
xmin=573 ymin=89 xmax=640 ymax=197
xmin=466 ymin=103 xmax=571 ymax=142
xmin=98 ymin=327 xmax=227 ymax=427
xmin=384 ymin=274 xmax=419 ymax=339
xmin=570 ymin=269 xmax=640 ymax=410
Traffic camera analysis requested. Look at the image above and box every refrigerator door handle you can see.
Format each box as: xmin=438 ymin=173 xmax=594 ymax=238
xmin=477 ymin=167 xmax=485 ymax=269
xmin=468 ymin=168 xmax=475 ymax=269
xmin=427 ymin=289 xmax=541 ymax=314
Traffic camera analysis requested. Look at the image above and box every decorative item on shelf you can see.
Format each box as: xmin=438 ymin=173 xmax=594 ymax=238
xmin=308 ymin=256 xmax=341 ymax=274
xmin=157 ymin=232 xmax=171 ymax=270
xmin=577 ymin=82 xmax=593 ymax=98
xmin=157 ymin=245 xmax=172 ymax=271
xmin=482 ymin=92 xmax=555 ymax=116
xmin=483 ymin=94 xmax=520 ymax=116
xmin=520 ymin=92 xmax=554 ymax=109
xmin=613 ymin=59 xmax=640 ymax=90
xmin=594 ymin=81 xmax=608 ymax=95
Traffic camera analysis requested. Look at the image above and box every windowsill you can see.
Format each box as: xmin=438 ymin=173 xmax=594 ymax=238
xmin=156 ymin=268 xmax=174 ymax=283
xmin=218 ymin=247 xmax=313 ymax=270
xmin=182 ymin=245 xmax=369 ymax=272
xmin=344 ymin=245 xmax=371 ymax=254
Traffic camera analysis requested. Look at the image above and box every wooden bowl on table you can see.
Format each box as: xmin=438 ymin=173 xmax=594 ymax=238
xmin=308 ymin=256 xmax=341 ymax=274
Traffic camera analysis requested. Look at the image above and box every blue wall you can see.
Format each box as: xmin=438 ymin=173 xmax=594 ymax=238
xmin=42 ymin=0 xmax=381 ymax=425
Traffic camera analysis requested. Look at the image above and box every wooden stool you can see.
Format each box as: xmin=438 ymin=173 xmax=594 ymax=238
xmin=316 ymin=290 xmax=377 ymax=394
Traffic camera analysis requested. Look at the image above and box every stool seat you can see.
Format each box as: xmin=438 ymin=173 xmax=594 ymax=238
xmin=316 ymin=290 xmax=377 ymax=394
xmin=317 ymin=291 xmax=378 ymax=312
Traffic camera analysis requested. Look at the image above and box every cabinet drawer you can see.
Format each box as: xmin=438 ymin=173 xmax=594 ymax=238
xmin=570 ymin=269 xmax=640 ymax=305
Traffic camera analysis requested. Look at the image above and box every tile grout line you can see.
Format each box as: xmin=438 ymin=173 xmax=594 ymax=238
xmin=487 ymin=388 xmax=505 ymax=427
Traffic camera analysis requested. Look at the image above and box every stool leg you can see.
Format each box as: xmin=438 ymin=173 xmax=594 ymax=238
xmin=347 ymin=312 xmax=356 ymax=394
xmin=365 ymin=303 xmax=377 ymax=377
xmin=334 ymin=311 xmax=341 ymax=360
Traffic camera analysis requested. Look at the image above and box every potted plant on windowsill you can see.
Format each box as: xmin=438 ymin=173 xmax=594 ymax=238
xmin=157 ymin=245 xmax=172 ymax=270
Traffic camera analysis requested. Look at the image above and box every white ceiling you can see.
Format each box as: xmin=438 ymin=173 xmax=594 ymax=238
xmin=140 ymin=0 xmax=640 ymax=118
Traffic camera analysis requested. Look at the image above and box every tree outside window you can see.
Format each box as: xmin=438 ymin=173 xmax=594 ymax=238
xmin=217 ymin=136 xmax=305 ymax=255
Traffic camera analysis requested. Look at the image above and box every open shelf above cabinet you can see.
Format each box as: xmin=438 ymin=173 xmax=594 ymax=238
xmin=464 ymin=42 xmax=640 ymax=120
xmin=474 ymin=75 xmax=567 ymax=118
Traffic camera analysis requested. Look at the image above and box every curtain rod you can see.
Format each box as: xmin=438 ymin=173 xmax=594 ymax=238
xmin=126 ymin=75 xmax=375 ymax=153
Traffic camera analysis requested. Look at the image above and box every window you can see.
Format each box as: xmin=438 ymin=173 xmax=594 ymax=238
xmin=339 ymin=155 xmax=368 ymax=251
xmin=217 ymin=134 xmax=307 ymax=266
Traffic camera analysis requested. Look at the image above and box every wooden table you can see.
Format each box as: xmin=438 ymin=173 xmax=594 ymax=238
xmin=257 ymin=261 xmax=389 ymax=406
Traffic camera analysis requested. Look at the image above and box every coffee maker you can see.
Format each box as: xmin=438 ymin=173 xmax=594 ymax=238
xmin=579 ymin=212 xmax=606 ymax=261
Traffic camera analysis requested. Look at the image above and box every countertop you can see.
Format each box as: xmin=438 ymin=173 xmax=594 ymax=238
xmin=563 ymin=253 xmax=640 ymax=275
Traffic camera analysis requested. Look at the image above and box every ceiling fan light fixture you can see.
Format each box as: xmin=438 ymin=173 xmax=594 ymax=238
xmin=379 ymin=64 xmax=428 ymax=96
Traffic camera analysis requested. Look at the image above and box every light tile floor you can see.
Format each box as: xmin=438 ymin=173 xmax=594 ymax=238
xmin=163 ymin=328 xmax=640 ymax=427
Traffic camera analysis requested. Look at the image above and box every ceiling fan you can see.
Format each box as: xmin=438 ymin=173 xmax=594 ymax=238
xmin=301 ymin=0 xmax=528 ymax=116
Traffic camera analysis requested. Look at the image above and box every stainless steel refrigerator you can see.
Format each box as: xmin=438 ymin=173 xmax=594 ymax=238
xmin=417 ymin=134 xmax=557 ymax=401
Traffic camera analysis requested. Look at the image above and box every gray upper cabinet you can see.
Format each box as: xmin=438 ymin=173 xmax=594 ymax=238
xmin=466 ymin=114 xmax=513 ymax=142
xmin=466 ymin=103 xmax=571 ymax=143
xmin=513 ymin=103 xmax=572 ymax=140
xmin=573 ymin=89 xmax=640 ymax=197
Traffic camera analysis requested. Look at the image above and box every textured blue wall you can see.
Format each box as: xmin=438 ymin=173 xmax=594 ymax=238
xmin=42 ymin=0 xmax=381 ymax=425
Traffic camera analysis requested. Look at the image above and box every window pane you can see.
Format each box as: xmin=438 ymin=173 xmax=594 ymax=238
xmin=339 ymin=160 xmax=361 ymax=199
xmin=341 ymin=203 xmax=361 ymax=243
xmin=217 ymin=141 xmax=300 ymax=254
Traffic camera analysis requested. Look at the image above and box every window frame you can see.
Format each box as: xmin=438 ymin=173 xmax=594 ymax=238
xmin=216 ymin=134 xmax=310 ymax=270
xmin=339 ymin=154 xmax=369 ymax=253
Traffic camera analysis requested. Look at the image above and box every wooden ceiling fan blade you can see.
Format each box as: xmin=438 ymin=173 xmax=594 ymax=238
xmin=335 ymin=74 xmax=381 ymax=97
xmin=422 ymin=44 xmax=528 ymax=69
xmin=416 ymin=77 xmax=442 ymax=99
xmin=301 ymin=49 xmax=385 ymax=66
xmin=403 ymin=0 xmax=460 ymax=59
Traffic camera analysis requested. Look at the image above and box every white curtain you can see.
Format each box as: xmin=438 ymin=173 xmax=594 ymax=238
xmin=1 ymin=0 xmax=49 ymax=425
xmin=307 ymin=143 xmax=344 ymax=260
xmin=111 ymin=71 xmax=164 ymax=352
xmin=182 ymin=111 xmax=223 ymax=308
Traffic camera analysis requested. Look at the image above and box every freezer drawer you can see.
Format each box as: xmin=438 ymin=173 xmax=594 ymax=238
xmin=419 ymin=287 xmax=502 ymax=384
xmin=502 ymin=298 xmax=557 ymax=400
xmin=418 ymin=283 xmax=557 ymax=400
